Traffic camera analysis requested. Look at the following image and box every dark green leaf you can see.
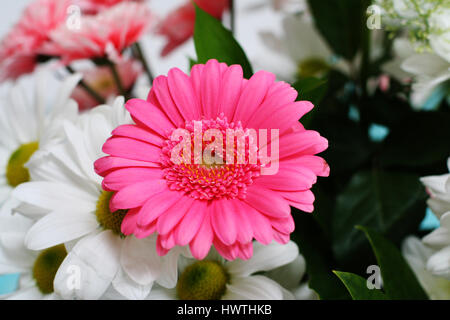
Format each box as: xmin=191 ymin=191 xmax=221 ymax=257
xmin=293 ymin=77 xmax=328 ymax=105
xmin=333 ymin=271 xmax=387 ymax=300
xmin=193 ymin=5 xmax=253 ymax=78
xmin=379 ymin=112 xmax=450 ymax=168
xmin=333 ymin=170 xmax=426 ymax=266
xmin=307 ymin=0 xmax=368 ymax=60
xmin=292 ymin=210 xmax=350 ymax=300
xmin=358 ymin=226 xmax=428 ymax=300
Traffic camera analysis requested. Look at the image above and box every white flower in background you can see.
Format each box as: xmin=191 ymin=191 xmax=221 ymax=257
xmin=248 ymin=0 xmax=307 ymax=12
xmin=258 ymin=14 xmax=349 ymax=82
xmin=12 ymin=98 xmax=187 ymax=300
xmin=147 ymin=241 xmax=315 ymax=300
xmin=420 ymin=160 xmax=450 ymax=281
xmin=420 ymin=158 xmax=450 ymax=219
xmin=429 ymin=7 xmax=450 ymax=64
xmin=401 ymin=51 xmax=450 ymax=108
xmin=403 ymin=159 xmax=450 ymax=299
xmin=379 ymin=3 xmax=450 ymax=108
xmin=0 ymin=209 xmax=63 ymax=299
xmin=402 ymin=236 xmax=450 ymax=299
xmin=0 ymin=72 xmax=81 ymax=211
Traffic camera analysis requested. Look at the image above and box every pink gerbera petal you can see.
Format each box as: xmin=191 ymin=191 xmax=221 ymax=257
xmin=95 ymin=59 xmax=329 ymax=261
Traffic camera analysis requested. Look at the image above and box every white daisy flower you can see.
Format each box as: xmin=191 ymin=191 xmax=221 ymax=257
xmin=0 ymin=209 xmax=64 ymax=299
xmin=0 ymin=71 xmax=81 ymax=211
xmin=402 ymin=236 xmax=450 ymax=299
xmin=258 ymin=14 xmax=350 ymax=82
xmin=12 ymin=98 xmax=187 ymax=300
xmin=147 ymin=241 xmax=313 ymax=300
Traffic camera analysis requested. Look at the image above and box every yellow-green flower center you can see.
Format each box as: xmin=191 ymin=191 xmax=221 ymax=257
xmin=32 ymin=244 xmax=67 ymax=294
xmin=297 ymin=57 xmax=330 ymax=78
xmin=95 ymin=190 xmax=127 ymax=235
xmin=6 ymin=142 xmax=39 ymax=187
xmin=177 ymin=260 xmax=229 ymax=300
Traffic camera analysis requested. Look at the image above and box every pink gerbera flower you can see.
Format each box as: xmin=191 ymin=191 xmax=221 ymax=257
xmin=95 ymin=59 xmax=329 ymax=261
xmin=41 ymin=2 xmax=153 ymax=64
xmin=0 ymin=0 xmax=71 ymax=81
xmin=71 ymin=59 xmax=142 ymax=111
xmin=74 ymin=0 xmax=145 ymax=14
xmin=158 ymin=0 xmax=229 ymax=56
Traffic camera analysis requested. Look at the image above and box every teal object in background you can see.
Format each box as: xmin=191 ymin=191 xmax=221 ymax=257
xmin=420 ymin=208 xmax=440 ymax=231
xmin=0 ymin=274 xmax=19 ymax=295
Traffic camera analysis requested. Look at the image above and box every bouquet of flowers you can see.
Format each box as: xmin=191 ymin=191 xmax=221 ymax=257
xmin=0 ymin=0 xmax=448 ymax=301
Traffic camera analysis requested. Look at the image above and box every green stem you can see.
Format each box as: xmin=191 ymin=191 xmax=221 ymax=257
xmin=66 ymin=66 xmax=106 ymax=105
xmin=133 ymin=42 xmax=154 ymax=85
xmin=108 ymin=63 xmax=125 ymax=97
xmin=230 ymin=0 xmax=235 ymax=34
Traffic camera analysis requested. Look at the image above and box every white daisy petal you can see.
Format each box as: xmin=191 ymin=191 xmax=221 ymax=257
xmin=54 ymin=231 xmax=121 ymax=300
xmin=121 ymin=236 xmax=163 ymax=286
xmin=112 ymin=267 xmax=152 ymax=300
xmin=227 ymin=241 xmax=299 ymax=277
xmin=25 ymin=211 xmax=98 ymax=251
xmin=223 ymin=275 xmax=285 ymax=300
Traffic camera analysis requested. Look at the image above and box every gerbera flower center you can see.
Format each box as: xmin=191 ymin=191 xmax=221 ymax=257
xmin=95 ymin=190 xmax=127 ymax=235
xmin=32 ymin=244 xmax=67 ymax=294
xmin=297 ymin=57 xmax=330 ymax=78
xmin=177 ymin=260 xmax=229 ymax=300
xmin=6 ymin=141 xmax=39 ymax=187
xmin=161 ymin=116 xmax=261 ymax=200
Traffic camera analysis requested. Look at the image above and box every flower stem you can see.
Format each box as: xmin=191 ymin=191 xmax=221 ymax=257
xmin=66 ymin=66 xmax=106 ymax=105
xmin=133 ymin=42 xmax=155 ymax=85
xmin=230 ymin=0 xmax=235 ymax=34
xmin=108 ymin=63 xmax=126 ymax=97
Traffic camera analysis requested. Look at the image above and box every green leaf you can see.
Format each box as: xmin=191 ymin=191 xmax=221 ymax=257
xmin=332 ymin=170 xmax=426 ymax=266
xmin=293 ymin=77 xmax=328 ymax=129
xmin=333 ymin=271 xmax=388 ymax=300
xmin=307 ymin=0 xmax=368 ymax=60
xmin=193 ymin=5 xmax=253 ymax=78
xmin=292 ymin=210 xmax=350 ymax=300
xmin=293 ymin=77 xmax=328 ymax=105
xmin=379 ymin=112 xmax=450 ymax=168
xmin=358 ymin=226 xmax=428 ymax=300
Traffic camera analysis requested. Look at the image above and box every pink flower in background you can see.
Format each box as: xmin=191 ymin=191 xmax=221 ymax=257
xmin=95 ymin=59 xmax=329 ymax=261
xmin=158 ymin=0 xmax=229 ymax=56
xmin=0 ymin=0 xmax=71 ymax=81
xmin=75 ymin=0 xmax=145 ymax=14
xmin=42 ymin=2 xmax=153 ymax=64
xmin=72 ymin=59 xmax=142 ymax=111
